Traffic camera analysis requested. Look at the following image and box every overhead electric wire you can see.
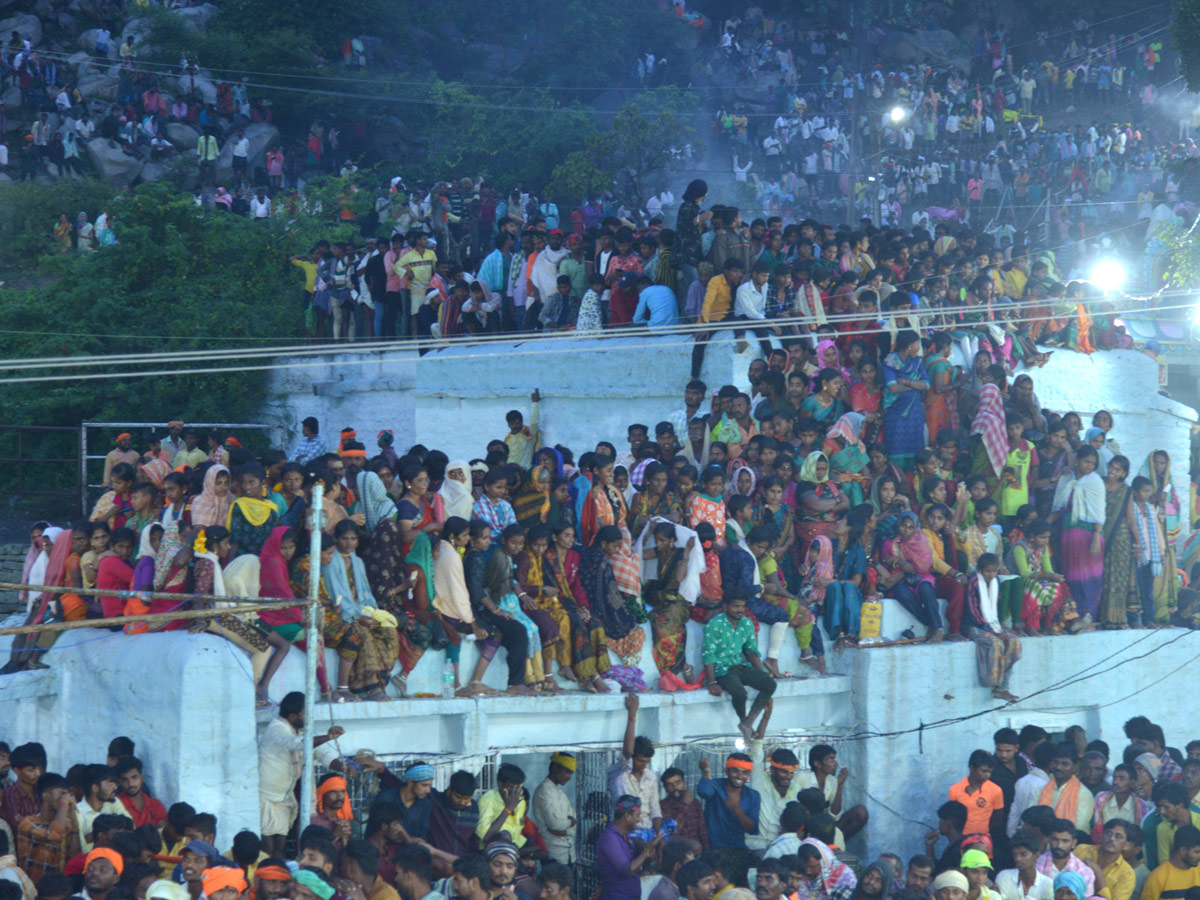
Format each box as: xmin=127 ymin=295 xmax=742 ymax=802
xmin=0 ymin=295 xmax=1189 ymax=385
xmin=0 ymin=290 xmax=1189 ymax=376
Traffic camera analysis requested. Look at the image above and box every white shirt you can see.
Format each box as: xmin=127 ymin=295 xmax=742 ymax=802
xmin=995 ymin=869 xmax=1054 ymax=900
xmin=76 ymin=119 xmax=95 ymax=140
xmin=532 ymin=777 xmax=577 ymax=863
xmin=250 ymin=196 xmax=271 ymax=219
xmin=233 ymin=137 xmax=249 ymax=158
xmin=77 ymin=797 xmax=126 ymax=851
xmin=257 ymin=716 xmax=339 ymax=803
xmin=1007 ymin=767 xmax=1049 ymax=836
xmin=734 ymin=279 xmax=768 ymax=319
xmin=746 ymin=741 xmax=801 ymax=850
xmin=609 ymin=761 xmax=661 ymax=830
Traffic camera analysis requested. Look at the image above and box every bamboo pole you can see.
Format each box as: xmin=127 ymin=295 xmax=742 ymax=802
xmin=0 ymin=599 xmax=316 ymax=637
xmin=0 ymin=581 xmax=308 ymax=606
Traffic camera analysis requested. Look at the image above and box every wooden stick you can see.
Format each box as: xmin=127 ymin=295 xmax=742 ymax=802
xmin=0 ymin=600 xmax=314 ymax=637
xmin=0 ymin=581 xmax=311 ymax=607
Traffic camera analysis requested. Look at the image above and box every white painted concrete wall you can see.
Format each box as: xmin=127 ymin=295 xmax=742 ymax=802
xmin=261 ymin=349 xmax=418 ymax=454
xmin=263 ymin=339 xmax=1196 ymax=527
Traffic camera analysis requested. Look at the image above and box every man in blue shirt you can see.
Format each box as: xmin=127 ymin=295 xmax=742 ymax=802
xmin=632 ymin=276 xmax=680 ymax=330
xmin=696 ymin=753 xmax=761 ymax=850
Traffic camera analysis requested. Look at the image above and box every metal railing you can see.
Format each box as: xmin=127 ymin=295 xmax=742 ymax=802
xmin=80 ymin=421 xmax=287 ymax=514
xmin=0 ymin=424 xmax=81 ymax=510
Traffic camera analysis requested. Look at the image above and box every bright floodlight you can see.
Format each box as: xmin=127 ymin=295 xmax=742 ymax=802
xmin=889 ymin=106 xmax=906 ymax=123
xmin=1090 ymin=259 xmax=1126 ymax=292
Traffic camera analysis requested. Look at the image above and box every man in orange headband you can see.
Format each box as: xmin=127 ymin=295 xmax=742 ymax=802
xmin=84 ymin=847 xmax=124 ymax=900
xmin=313 ymin=774 xmax=352 ymax=847
xmin=696 ymin=753 xmax=762 ymax=852
xmin=102 ymin=433 xmax=140 ymax=487
xmin=202 ymin=866 xmax=249 ymax=900
xmin=747 ymin=725 xmax=805 ymax=853
xmin=252 ymin=858 xmax=292 ymax=900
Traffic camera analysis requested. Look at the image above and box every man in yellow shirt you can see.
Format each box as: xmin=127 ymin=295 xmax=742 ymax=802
xmin=1141 ymin=824 xmax=1200 ymax=900
xmin=475 ymin=763 xmax=528 ymax=848
xmin=701 ymin=259 xmax=744 ymax=323
xmin=1075 ymin=819 xmax=1136 ymax=900
xmin=395 ymin=231 xmax=437 ymax=336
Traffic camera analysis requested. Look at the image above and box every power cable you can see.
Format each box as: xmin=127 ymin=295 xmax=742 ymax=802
xmin=1 ymin=297 xmax=1191 ymax=385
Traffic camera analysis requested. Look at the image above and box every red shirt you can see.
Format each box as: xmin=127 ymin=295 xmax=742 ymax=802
xmin=119 ymin=792 xmax=167 ymax=828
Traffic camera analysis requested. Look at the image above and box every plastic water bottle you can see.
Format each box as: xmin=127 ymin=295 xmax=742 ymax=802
xmin=442 ymin=661 xmax=455 ymax=699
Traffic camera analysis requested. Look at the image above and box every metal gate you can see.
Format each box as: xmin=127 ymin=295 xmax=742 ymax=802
xmin=0 ymin=424 xmax=81 ymax=512
xmin=81 ymin=421 xmax=286 ymax=514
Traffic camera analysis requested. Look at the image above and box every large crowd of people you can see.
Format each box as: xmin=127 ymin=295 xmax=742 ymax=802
xmin=0 ymin=703 xmax=1198 ymax=900
xmin=6 ymin=314 xmax=1200 ymax=710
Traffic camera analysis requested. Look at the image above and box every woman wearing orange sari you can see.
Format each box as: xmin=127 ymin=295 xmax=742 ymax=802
xmin=925 ymin=332 xmax=958 ymax=441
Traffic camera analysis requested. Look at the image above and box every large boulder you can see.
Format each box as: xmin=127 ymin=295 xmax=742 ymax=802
xmin=85 ymin=138 xmax=143 ymax=186
xmin=174 ymin=3 xmax=217 ymax=29
xmin=1 ymin=84 xmax=19 ymax=108
xmin=0 ymin=13 xmax=42 ymax=48
xmin=879 ymin=28 xmax=969 ymax=68
xmin=140 ymin=161 xmax=166 ymax=183
xmin=213 ymin=122 xmax=279 ymax=183
xmin=166 ymin=121 xmax=199 ymax=150
xmin=77 ymin=66 xmax=119 ymax=101
xmin=175 ymin=72 xmax=216 ymax=105
xmin=78 ymin=29 xmax=116 ymax=57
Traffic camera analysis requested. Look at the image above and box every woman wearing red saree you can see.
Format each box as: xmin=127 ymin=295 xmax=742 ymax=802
xmin=848 ymin=358 xmax=884 ymax=446
xmin=580 ymin=457 xmax=642 ymax=600
xmin=544 ymin=520 xmax=611 ymax=691
xmin=257 ymin=526 xmax=306 ymax=699
xmin=396 ymin=463 xmax=440 ymax=558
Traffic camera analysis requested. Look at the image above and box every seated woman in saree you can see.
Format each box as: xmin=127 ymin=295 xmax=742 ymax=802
xmin=227 ymin=463 xmax=279 ymax=558
xmin=321 ymin=519 xmax=400 ymax=702
xmin=256 ymin=526 xmax=310 ymax=703
xmin=581 ymin=456 xmax=643 ymax=604
xmin=876 ymin=512 xmax=945 ymax=643
xmin=822 ymin=413 xmax=872 ymax=507
xmin=800 ymin=367 xmax=846 ymax=432
xmin=544 ymin=520 xmax=611 ymax=691
xmin=517 ymin=524 xmax=579 ymax=685
xmin=432 ymin=518 xmax=497 ymax=697
xmin=186 ymin=525 xmax=287 ymax=698
xmin=269 ymin=463 xmax=308 ymax=529
xmin=641 ymin=521 xmax=698 ymax=688
xmin=795 ymin=451 xmax=849 ymax=561
xmin=358 ymin=468 xmax=398 ymax=533
xmin=1 ymin=528 xmax=76 ymax=674
xmin=513 ymin=464 xmax=558 ymax=530
xmin=580 ymin=525 xmax=646 ymax=666
xmin=881 ymin=330 xmax=929 ymax=471
xmin=486 ymin=523 xmax=557 ymax=690
xmin=627 ymin=462 xmax=682 ymax=536
xmin=395 ymin=463 xmax=441 ymax=555
xmin=462 ymin=519 xmax=534 ymax=695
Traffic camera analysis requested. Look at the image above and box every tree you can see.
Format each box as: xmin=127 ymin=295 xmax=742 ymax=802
xmin=0 ymin=182 xmax=351 ymax=434
xmin=578 ymin=87 xmax=702 ymax=213
xmin=1176 ymin=0 xmax=1200 ymax=91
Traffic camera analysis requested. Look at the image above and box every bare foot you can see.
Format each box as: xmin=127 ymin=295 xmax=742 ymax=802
xmin=992 ymin=688 xmax=1019 ymax=702
xmin=926 ymin=629 xmax=944 ymax=644
xmin=763 ymin=658 xmax=783 ymax=678
xmin=582 ymin=678 xmax=600 ymax=693
xmin=560 ymin=667 xmax=579 ymax=683
xmin=737 ymin=720 xmax=755 ymax=742
xmin=506 ymin=684 xmax=536 ymax=695
xmin=946 ymin=633 xmax=969 ymax=642
xmin=593 ymin=676 xmax=612 ymax=693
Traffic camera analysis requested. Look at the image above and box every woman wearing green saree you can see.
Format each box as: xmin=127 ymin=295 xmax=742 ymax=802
xmin=821 ymin=413 xmax=872 ymax=508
